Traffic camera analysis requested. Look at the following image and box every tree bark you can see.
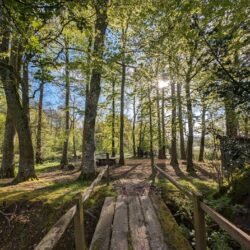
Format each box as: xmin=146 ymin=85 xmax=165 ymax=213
xmin=244 ymin=116 xmax=248 ymax=138
xmin=224 ymin=95 xmax=238 ymax=137
xmin=198 ymin=103 xmax=206 ymax=162
xmin=185 ymin=77 xmax=194 ymax=172
xmin=137 ymin=86 xmax=144 ymax=158
xmin=72 ymin=104 xmax=77 ymax=159
xmin=0 ymin=15 xmax=36 ymax=182
xmin=161 ymin=88 xmax=166 ymax=159
xmin=22 ymin=57 xmax=30 ymax=121
xmin=132 ymin=94 xmax=136 ymax=158
xmin=81 ymin=0 xmax=108 ymax=175
xmin=1 ymin=108 xmax=15 ymax=178
xmin=0 ymin=36 xmax=19 ymax=178
xmin=156 ymin=87 xmax=165 ymax=159
xmin=119 ymin=60 xmax=126 ymax=165
xmin=35 ymin=75 xmax=44 ymax=164
xmin=111 ymin=80 xmax=116 ymax=157
xmin=148 ymin=85 xmax=155 ymax=175
xmin=170 ymin=82 xmax=178 ymax=167
xmin=177 ymin=83 xmax=186 ymax=160
xmin=61 ymin=42 xmax=70 ymax=168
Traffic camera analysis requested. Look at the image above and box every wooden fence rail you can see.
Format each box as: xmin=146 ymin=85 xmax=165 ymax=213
xmin=154 ymin=165 xmax=250 ymax=250
xmin=35 ymin=166 xmax=108 ymax=250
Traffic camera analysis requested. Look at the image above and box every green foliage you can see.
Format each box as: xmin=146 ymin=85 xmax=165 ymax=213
xmin=229 ymin=166 xmax=250 ymax=203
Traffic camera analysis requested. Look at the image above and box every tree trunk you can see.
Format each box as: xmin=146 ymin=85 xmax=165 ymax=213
xmin=185 ymin=77 xmax=194 ymax=172
xmin=132 ymin=94 xmax=136 ymax=158
xmin=244 ymin=116 xmax=248 ymax=137
xmin=22 ymin=57 xmax=30 ymax=121
xmin=72 ymin=105 xmax=77 ymax=159
xmin=81 ymin=37 xmax=92 ymax=166
xmin=0 ymin=36 xmax=19 ymax=178
xmin=81 ymin=0 xmax=108 ymax=175
xmin=35 ymin=76 xmax=44 ymax=164
xmin=111 ymin=80 xmax=116 ymax=157
xmin=156 ymin=87 xmax=164 ymax=159
xmin=198 ymin=103 xmax=206 ymax=162
xmin=137 ymin=87 xmax=144 ymax=158
xmin=161 ymin=88 xmax=166 ymax=159
xmin=148 ymin=85 xmax=155 ymax=176
xmin=119 ymin=60 xmax=126 ymax=165
xmin=170 ymin=82 xmax=178 ymax=167
xmin=0 ymin=17 xmax=35 ymax=182
xmin=1 ymin=108 xmax=15 ymax=178
xmin=177 ymin=83 xmax=186 ymax=160
xmin=61 ymin=43 xmax=70 ymax=168
xmin=224 ymin=95 xmax=238 ymax=137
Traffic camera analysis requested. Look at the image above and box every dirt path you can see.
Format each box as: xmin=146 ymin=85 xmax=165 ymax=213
xmin=111 ymin=159 xmax=153 ymax=196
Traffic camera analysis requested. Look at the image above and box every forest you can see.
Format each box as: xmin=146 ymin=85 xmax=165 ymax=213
xmin=0 ymin=0 xmax=249 ymax=249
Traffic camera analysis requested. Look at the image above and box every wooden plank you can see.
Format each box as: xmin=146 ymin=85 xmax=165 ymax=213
xmin=193 ymin=194 xmax=206 ymax=250
xmin=35 ymin=205 xmax=77 ymax=250
xmin=129 ymin=196 xmax=150 ymax=250
xmin=201 ymin=202 xmax=250 ymax=249
xmin=81 ymin=166 xmax=108 ymax=203
xmin=90 ymin=197 xmax=115 ymax=250
xmin=74 ymin=194 xmax=86 ymax=250
xmin=110 ymin=196 xmax=129 ymax=250
xmin=140 ymin=196 xmax=168 ymax=250
xmin=154 ymin=165 xmax=193 ymax=198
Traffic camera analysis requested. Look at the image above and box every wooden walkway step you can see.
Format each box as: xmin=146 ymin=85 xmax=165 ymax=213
xmin=90 ymin=195 xmax=168 ymax=250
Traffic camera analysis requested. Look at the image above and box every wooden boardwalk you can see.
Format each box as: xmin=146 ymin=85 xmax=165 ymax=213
xmin=90 ymin=195 xmax=168 ymax=250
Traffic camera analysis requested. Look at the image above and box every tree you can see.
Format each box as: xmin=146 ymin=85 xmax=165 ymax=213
xmin=81 ymin=0 xmax=109 ymax=176
xmin=177 ymin=83 xmax=186 ymax=160
xmin=60 ymin=39 xmax=70 ymax=168
xmin=170 ymin=80 xmax=178 ymax=167
xmin=35 ymin=69 xmax=45 ymax=164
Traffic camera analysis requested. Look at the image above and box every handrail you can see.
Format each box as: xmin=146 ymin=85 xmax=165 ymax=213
xmin=155 ymin=165 xmax=193 ymax=198
xmin=35 ymin=166 xmax=108 ymax=250
xmin=200 ymin=202 xmax=250 ymax=249
xmin=154 ymin=165 xmax=250 ymax=250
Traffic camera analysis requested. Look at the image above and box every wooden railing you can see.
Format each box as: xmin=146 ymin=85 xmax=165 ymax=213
xmin=35 ymin=166 xmax=108 ymax=250
xmin=154 ymin=165 xmax=250 ymax=250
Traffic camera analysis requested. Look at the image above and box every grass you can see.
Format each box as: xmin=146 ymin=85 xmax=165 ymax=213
xmin=0 ymin=161 xmax=86 ymax=207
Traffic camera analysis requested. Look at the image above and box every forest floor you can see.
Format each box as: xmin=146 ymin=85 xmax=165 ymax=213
xmin=0 ymin=158 xmax=249 ymax=249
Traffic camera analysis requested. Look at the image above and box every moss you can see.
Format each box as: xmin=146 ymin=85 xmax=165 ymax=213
xmin=229 ymin=167 xmax=250 ymax=203
xmin=150 ymin=193 xmax=192 ymax=250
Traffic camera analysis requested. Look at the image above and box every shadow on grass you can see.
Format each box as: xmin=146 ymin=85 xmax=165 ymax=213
xmin=0 ymin=179 xmax=92 ymax=207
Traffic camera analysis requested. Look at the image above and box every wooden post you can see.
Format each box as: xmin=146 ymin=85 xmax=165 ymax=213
xmin=74 ymin=193 xmax=86 ymax=250
xmin=193 ymin=193 xmax=206 ymax=250
xmin=106 ymin=153 xmax=110 ymax=186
